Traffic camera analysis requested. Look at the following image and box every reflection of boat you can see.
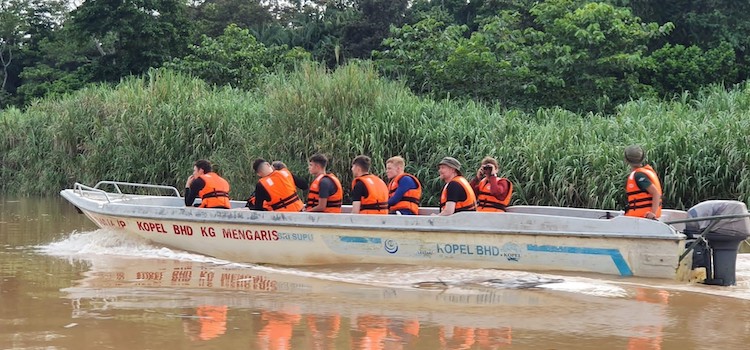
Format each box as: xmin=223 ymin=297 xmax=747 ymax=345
xmin=62 ymin=256 xmax=669 ymax=337
xmin=60 ymin=181 xmax=750 ymax=281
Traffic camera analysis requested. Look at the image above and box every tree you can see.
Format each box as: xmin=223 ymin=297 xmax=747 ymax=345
xmin=340 ymin=0 xmax=408 ymax=59
xmin=376 ymin=0 xmax=673 ymax=112
xmin=165 ymin=24 xmax=310 ymax=90
xmin=69 ymin=0 xmax=193 ymax=81
xmin=15 ymin=24 xmax=95 ymax=103
xmin=643 ymin=42 xmax=737 ymax=96
xmin=188 ymin=0 xmax=275 ymax=39
xmin=613 ymin=0 xmax=750 ymax=85
xmin=1 ymin=0 xmax=68 ymax=107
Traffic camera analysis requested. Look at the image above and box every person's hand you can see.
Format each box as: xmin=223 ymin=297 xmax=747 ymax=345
xmin=645 ymin=212 xmax=657 ymax=220
xmin=476 ymin=168 xmax=484 ymax=179
xmin=185 ymin=175 xmax=195 ymax=188
xmin=483 ymin=166 xmax=493 ymax=178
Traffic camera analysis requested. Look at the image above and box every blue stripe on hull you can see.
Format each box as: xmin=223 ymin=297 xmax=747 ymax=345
xmin=526 ymin=244 xmax=633 ymax=277
xmin=339 ymin=236 xmax=382 ymax=244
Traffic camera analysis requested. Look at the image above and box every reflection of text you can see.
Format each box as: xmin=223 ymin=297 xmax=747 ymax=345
xmin=221 ymin=273 xmax=277 ymax=291
xmin=136 ymin=272 xmax=163 ymax=280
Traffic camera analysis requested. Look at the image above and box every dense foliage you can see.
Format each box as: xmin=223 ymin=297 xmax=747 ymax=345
xmin=2 ymin=0 xmax=749 ymax=113
xmin=2 ymin=64 xmax=749 ymax=209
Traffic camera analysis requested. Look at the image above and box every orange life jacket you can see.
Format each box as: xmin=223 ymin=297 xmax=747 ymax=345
xmin=625 ymin=165 xmax=662 ymax=218
xmin=352 ymin=174 xmax=389 ymax=214
xmin=387 ymin=173 xmax=422 ymax=214
xmin=440 ymin=176 xmax=477 ymax=213
xmin=307 ymin=173 xmax=343 ymax=213
xmin=197 ymin=172 xmax=230 ymax=209
xmin=258 ymin=169 xmax=304 ymax=212
xmin=477 ymin=177 xmax=513 ymax=212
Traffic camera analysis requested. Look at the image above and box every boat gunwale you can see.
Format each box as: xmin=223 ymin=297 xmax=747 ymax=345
xmin=61 ymin=189 xmax=685 ymax=241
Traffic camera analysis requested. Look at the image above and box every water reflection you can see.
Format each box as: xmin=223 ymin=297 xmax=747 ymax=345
xmin=628 ymin=288 xmax=669 ymax=350
xmin=181 ymin=306 xmax=228 ymax=341
xmin=58 ymin=255 xmax=687 ymax=349
xmin=6 ymin=197 xmax=750 ymax=349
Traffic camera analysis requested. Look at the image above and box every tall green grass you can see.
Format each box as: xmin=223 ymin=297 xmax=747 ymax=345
xmin=2 ymin=62 xmax=749 ymax=210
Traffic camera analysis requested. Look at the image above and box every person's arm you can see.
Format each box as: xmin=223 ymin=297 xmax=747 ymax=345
xmin=387 ymin=176 xmax=416 ymax=206
xmin=307 ymin=177 xmax=334 ymax=212
xmin=438 ymin=182 xmax=466 ymax=216
xmin=438 ymin=201 xmax=456 ymax=216
xmin=488 ymin=176 xmax=510 ymax=200
xmin=293 ymin=173 xmax=309 ymax=191
xmin=185 ymin=177 xmax=205 ymax=207
xmin=349 ymin=180 xmax=367 ymax=214
xmin=351 ymin=201 xmax=361 ymax=214
xmin=253 ymin=183 xmax=269 ymax=211
xmin=646 ymin=184 xmax=661 ymax=219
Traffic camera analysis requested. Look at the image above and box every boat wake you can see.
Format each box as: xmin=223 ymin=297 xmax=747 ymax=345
xmin=37 ymin=228 xmax=750 ymax=300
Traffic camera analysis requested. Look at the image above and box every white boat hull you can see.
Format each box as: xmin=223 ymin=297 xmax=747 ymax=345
xmin=60 ymin=183 xmax=688 ymax=280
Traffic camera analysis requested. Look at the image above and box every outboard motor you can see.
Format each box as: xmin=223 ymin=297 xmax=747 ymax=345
xmin=683 ymin=200 xmax=750 ymax=286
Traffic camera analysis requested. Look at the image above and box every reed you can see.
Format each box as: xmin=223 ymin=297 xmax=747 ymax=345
xmin=1 ymin=63 xmax=749 ymax=210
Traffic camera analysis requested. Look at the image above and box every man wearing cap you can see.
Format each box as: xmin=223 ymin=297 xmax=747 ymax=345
xmin=437 ymin=157 xmax=477 ymax=216
xmin=624 ymin=145 xmax=662 ymax=219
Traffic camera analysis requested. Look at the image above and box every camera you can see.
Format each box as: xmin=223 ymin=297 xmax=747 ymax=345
xmin=482 ymin=164 xmax=493 ymax=171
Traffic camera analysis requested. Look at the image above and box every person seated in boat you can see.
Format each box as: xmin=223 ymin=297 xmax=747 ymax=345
xmin=184 ymin=159 xmax=231 ymax=209
xmin=350 ymin=155 xmax=389 ymax=214
xmin=306 ymin=153 xmax=344 ymax=213
xmin=470 ymin=156 xmax=513 ymax=212
xmin=271 ymin=160 xmax=309 ymax=192
xmin=248 ymin=158 xmax=305 ymax=212
xmin=623 ymin=145 xmax=662 ymax=219
xmin=436 ymin=157 xmax=477 ymax=216
xmin=385 ymin=156 xmax=422 ymax=215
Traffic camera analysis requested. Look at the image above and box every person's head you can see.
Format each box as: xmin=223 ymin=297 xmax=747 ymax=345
xmin=193 ymin=159 xmax=212 ymax=176
xmin=480 ymin=156 xmax=500 ymax=176
xmin=351 ymin=155 xmax=371 ymax=177
xmin=308 ymin=153 xmax=328 ymax=175
xmin=437 ymin=157 xmax=462 ymax=182
xmin=252 ymin=158 xmax=273 ymax=177
xmin=272 ymin=161 xmax=287 ymax=170
xmin=624 ymin=145 xmax=645 ymax=167
xmin=385 ymin=156 xmax=406 ymax=180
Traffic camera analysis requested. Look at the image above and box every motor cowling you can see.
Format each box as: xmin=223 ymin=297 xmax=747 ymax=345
xmin=684 ymin=200 xmax=750 ymax=286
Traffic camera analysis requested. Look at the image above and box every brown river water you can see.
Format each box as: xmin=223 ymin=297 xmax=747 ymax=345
xmin=2 ymin=197 xmax=750 ymax=350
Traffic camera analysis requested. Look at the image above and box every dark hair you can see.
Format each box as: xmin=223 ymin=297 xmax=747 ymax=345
xmin=309 ymin=153 xmax=328 ymax=168
xmin=194 ymin=159 xmax=212 ymax=173
xmin=352 ymin=155 xmax=371 ymax=172
xmin=252 ymin=158 xmax=268 ymax=172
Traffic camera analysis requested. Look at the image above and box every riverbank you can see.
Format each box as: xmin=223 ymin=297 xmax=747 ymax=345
xmin=1 ymin=62 xmax=749 ymax=209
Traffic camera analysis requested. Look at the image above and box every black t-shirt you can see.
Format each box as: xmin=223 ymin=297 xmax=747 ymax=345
xmin=350 ymin=179 xmax=369 ymax=201
xmin=184 ymin=177 xmax=207 ymax=206
xmin=318 ymin=176 xmax=337 ymax=199
xmin=445 ymin=181 xmax=468 ymax=203
xmin=634 ymin=172 xmax=653 ymax=192
xmin=292 ymin=173 xmax=309 ymax=191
